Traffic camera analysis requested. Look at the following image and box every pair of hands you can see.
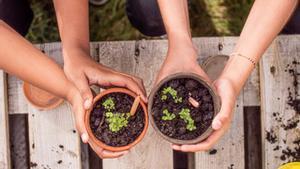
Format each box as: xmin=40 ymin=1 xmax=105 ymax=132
xmin=66 ymin=45 xmax=238 ymax=159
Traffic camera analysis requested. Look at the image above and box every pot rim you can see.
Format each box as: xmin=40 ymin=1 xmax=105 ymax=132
xmin=22 ymin=82 xmax=64 ymax=111
xmin=85 ymin=87 xmax=148 ymax=152
xmin=148 ymin=72 xmax=221 ymax=145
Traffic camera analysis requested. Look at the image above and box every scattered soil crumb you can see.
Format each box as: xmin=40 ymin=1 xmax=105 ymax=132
xmin=209 ymin=149 xmax=217 ymax=155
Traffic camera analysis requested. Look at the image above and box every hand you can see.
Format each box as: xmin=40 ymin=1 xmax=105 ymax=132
xmin=172 ymin=77 xmax=238 ymax=152
xmin=66 ymin=86 xmax=129 ymax=158
xmin=64 ymin=48 xmax=146 ymax=159
xmin=63 ymin=48 xmax=147 ymax=109
xmin=155 ymin=45 xmax=210 ymax=84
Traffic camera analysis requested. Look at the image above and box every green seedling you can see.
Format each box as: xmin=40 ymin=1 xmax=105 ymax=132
xmin=105 ymin=112 xmax=130 ymax=132
xmin=179 ymin=108 xmax=196 ymax=131
xmin=162 ymin=109 xmax=176 ymax=121
xmin=161 ymin=86 xmax=183 ymax=103
xmin=102 ymin=97 xmax=115 ymax=111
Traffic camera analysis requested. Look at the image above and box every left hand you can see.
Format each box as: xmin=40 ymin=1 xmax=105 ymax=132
xmin=172 ymin=77 xmax=238 ymax=152
xmin=155 ymin=45 xmax=210 ymax=85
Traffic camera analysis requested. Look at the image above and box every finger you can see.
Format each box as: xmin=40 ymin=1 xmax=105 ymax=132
xmin=73 ymin=103 xmax=89 ymax=143
xmin=176 ymin=128 xmax=227 ymax=152
xmin=88 ymin=140 xmax=104 ymax=158
xmin=212 ymin=82 xmax=236 ymax=130
xmin=118 ymin=73 xmax=146 ymax=93
xmin=73 ymin=74 xmax=93 ymax=110
xmin=109 ymin=75 xmax=148 ymax=103
xmin=172 ymin=144 xmax=182 ymax=151
xmin=131 ymin=77 xmax=147 ymax=97
xmin=101 ymin=150 xmax=129 ymax=159
xmin=89 ymin=139 xmax=128 ymax=159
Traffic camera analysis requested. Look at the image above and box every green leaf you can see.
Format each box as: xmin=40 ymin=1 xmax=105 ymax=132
xmin=179 ymin=108 xmax=196 ymax=131
xmin=102 ymin=97 xmax=115 ymax=111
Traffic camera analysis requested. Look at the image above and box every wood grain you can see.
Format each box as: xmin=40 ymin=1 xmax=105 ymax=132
xmin=0 ymin=71 xmax=11 ymax=169
xmin=100 ymin=40 xmax=174 ymax=169
xmin=27 ymin=43 xmax=82 ymax=169
xmin=193 ymin=37 xmax=245 ymax=169
xmin=260 ymin=35 xmax=300 ymax=169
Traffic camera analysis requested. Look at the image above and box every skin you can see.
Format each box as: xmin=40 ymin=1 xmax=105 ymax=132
xmin=0 ymin=20 xmax=83 ymax=142
xmin=52 ymin=0 xmax=147 ymax=158
xmin=156 ymin=0 xmax=298 ymax=152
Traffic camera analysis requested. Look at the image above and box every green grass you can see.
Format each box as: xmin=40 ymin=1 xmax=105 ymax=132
xmin=26 ymin=0 xmax=254 ymax=43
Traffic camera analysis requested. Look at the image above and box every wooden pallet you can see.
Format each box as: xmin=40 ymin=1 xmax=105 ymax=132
xmin=0 ymin=35 xmax=299 ymax=169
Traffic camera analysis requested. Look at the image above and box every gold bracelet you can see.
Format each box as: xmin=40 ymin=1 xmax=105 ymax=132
xmin=230 ymin=52 xmax=256 ymax=67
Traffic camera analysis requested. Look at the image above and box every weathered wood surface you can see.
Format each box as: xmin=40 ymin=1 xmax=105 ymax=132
xmin=0 ymin=71 xmax=11 ymax=169
xmin=27 ymin=44 xmax=81 ymax=169
xmin=4 ymin=35 xmax=300 ymax=169
xmin=193 ymin=37 xmax=245 ymax=169
xmin=260 ymin=35 xmax=300 ymax=169
xmin=99 ymin=40 xmax=174 ymax=169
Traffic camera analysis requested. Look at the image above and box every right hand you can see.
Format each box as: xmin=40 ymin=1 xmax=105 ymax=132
xmin=64 ymin=48 xmax=147 ymax=158
xmin=67 ymin=86 xmax=130 ymax=158
xmin=63 ymin=48 xmax=147 ymax=109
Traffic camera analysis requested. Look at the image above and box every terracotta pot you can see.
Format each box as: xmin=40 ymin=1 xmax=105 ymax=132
xmin=85 ymin=88 xmax=148 ymax=152
xmin=23 ymin=82 xmax=64 ymax=110
xmin=148 ymin=73 xmax=221 ymax=145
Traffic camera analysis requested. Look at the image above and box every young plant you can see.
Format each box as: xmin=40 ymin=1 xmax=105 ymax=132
xmin=179 ymin=108 xmax=196 ymax=131
xmin=162 ymin=109 xmax=176 ymax=121
xmin=105 ymin=112 xmax=130 ymax=132
xmin=161 ymin=86 xmax=183 ymax=103
xmin=102 ymin=97 xmax=115 ymax=111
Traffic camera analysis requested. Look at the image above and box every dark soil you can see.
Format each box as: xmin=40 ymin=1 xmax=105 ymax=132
xmin=151 ymin=78 xmax=215 ymax=140
xmin=90 ymin=92 xmax=145 ymax=147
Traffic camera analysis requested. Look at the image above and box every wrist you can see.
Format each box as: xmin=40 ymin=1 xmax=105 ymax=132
xmin=219 ymin=55 xmax=255 ymax=94
xmin=65 ymin=84 xmax=78 ymax=104
xmin=168 ymin=32 xmax=193 ymax=49
xmin=62 ymin=45 xmax=90 ymax=64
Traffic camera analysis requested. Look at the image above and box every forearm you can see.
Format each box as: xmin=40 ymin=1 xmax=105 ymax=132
xmin=221 ymin=0 xmax=298 ymax=94
xmin=53 ymin=0 xmax=90 ymax=59
xmin=157 ymin=0 xmax=192 ymax=48
xmin=0 ymin=20 xmax=74 ymax=100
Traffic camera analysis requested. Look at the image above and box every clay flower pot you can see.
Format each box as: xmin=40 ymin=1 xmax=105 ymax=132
xmin=148 ymin=73 xmax=220 ymax=145
xmin=85 ymin=88 xmax=148 ymax=152
xmin=23 ymin=82 xmax=64 ymax=110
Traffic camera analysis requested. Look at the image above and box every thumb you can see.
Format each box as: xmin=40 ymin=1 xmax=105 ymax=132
xmin=74 ymin=103 xmax=89 ymax=143
xmin=74 ymin=75 xmax=93 ymax=110
xmin=212 ymin=80 xmax=236 ymax=130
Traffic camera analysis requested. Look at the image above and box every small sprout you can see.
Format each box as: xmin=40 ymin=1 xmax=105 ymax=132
xmin=161 ymin=95 xmax=167 ymax=101
xmin=175 ymin=97 xmax=182 ymax=103
xmin=162 ymin=109 xmax=176 ymax=121
xmin=161 ymin=86 xmax=182 ymax=103
xmin=179 ymin=108 xmax=196 ymax=131
xmin=102 ymin=97 xmax=115 ymax=111
xmin=105 ymin=112 xmax=130 ymax=132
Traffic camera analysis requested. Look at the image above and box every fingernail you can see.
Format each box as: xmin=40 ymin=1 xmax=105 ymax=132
xmin=212 ymin=119 xmax=222 ymax=130
xmin=172 ymin=145 xmax=180 ymax=150
xmin=81 ymin=133 xmax=89 ymax=143
xmin=84 ymin=99 xmax=92 ymax=110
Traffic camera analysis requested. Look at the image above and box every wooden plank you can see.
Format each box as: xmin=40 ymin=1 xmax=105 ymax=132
xmin=100 ymin=40 xmax=174 ymax=169
xmin=9 ymin=115 xmax=30 ymax=169
xmin=244 ymin=106 xmax=262 ymax=169
xmin=27 ymin=43 xmax=82 ymax=169
xmin=260 ymin=35 xmax=300 ymax=169
xmin=0 ymin=71 xmax=11 ymax=169
xmin=194 ymin=95 xmax=244 ymax=169
xmin=193 ymin=37 xmax=245 ymax=169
